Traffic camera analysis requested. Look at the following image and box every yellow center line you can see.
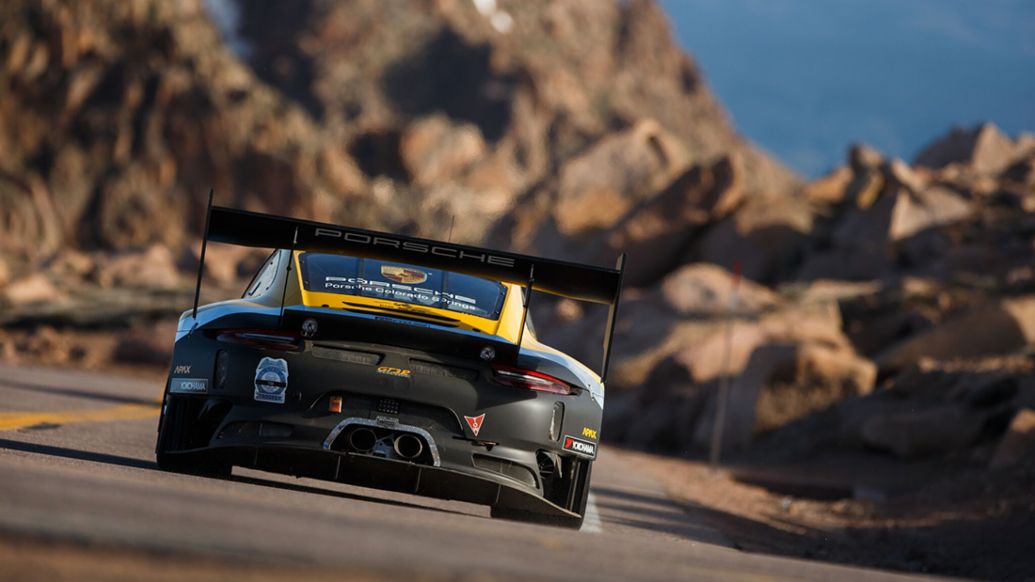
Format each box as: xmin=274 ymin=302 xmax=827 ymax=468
xmin=0 ymin=403 xmax=160 ymax=432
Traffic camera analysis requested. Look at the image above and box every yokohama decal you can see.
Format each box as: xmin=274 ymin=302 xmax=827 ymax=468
xmin=563 ymin=435 xmax=597 ymax=458
xmin=464 ymin=414 xmax=486 ymax=437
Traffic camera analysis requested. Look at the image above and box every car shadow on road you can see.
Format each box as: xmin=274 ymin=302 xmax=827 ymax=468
xmin=1 ymin=379 xmax=159 ymax=406
xmin=0 ymin=437 xmax=470 ymax=517
xmin=0 ymin=438 xmax=156 ymax=470
xmin=229 ymin=473 xmax=469 ymax=517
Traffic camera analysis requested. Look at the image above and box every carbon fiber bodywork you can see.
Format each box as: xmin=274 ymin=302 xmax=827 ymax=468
xmin=157 ymin=303 xmax=600 ymax=526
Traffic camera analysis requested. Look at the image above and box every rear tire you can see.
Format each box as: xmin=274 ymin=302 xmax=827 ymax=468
xmin=155 ymin=395 xmax=232 ymax=478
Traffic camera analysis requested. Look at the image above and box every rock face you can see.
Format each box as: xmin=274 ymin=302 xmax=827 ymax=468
xmin=1 ymin=0 xmax=794 ymax=265
xmin=0 ymin=0 xmax=370 ymax=268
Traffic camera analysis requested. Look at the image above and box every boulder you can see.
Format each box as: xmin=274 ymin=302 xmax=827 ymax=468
xmin=914 ymin=122 xmax=1020 ymax=175
xmin=659 ymin=263 xmax=779 ymax=316
xmin=1 ymin=273 xmax=64 ymax=306
xmin=881 ymin=158 xmax=926 ymax=193
xmin=844 ymin=169 xmax=884 ymax=209
xmin=803 ymin=165 xmax=851 ymax=205
xmin=798 ymin=184 xmax=971 ymax=281
xmin=990 ymin=408 xmax=1035 ymax=469
xmin=695 ymin=193 xmax=813 ymax=284
xmin=1001 ymin=156 xmax=1035 ymax=187
xmin=95 ymin=244 xmax=181 ymax=289
xmin=849 ymin=143 xmax=884 ymax=174
xmin=602 ymin=155 xmax=744 ymax=286
xmin=876 ymin=296 xmax=1035 ymax=373
xmin=16 ymin=326 xmax=74 ymax=365
xmin=113 ymin=324 xmax=175 ymax=366
xmin=888 ymin=185 xmax=971 ymax=241
xmin=860 ymin=405 xmax=985 ymax=458
xmin=399 ymin=115 xmax=486 ymax=187
xmin=673 ymin=299 xmax=848 ymax=385
xmin=179 ymin=241 xmax=257 ymax=288
xmin=710 ymin=343 xmax=876 ymax=450
xmin=0 ymin=255 xmax=9 ymax=287
xmin=46 ymin=250 xmax=95 ymax=279
xmin=553 ymin=119 xmax=689 ymax=236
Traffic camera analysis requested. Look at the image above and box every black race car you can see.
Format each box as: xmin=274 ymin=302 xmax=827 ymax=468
xmin=155 ymin=202 xmax=624 ymax=529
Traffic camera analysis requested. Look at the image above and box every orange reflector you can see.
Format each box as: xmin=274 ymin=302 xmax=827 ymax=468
xmin=329 ymin=396 xmax=343 ymax=413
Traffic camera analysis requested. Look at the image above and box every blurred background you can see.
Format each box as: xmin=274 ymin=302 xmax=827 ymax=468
xmin=0 ymin=0 xmax=1032 ymax=578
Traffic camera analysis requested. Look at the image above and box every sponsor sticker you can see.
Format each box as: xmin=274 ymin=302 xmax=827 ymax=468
xmin=464 ymin=413 xmax=486 ymax=437
xmin=377 ymin=366 xmax=412 ymax=378
xmin=173 ymin=364 xmax=192 ymax=375
xmin=254 ymin=357 xmax=289 ymax=404
xmin=581 ymin=427 xmax=598 ymax=440
xmin=563 ymin=435 xmax=597 ymax=458
xmin=380 ymin=265 xmax=428 ymax=285
xmin=170 ymin=378 xmax=207 ymax=393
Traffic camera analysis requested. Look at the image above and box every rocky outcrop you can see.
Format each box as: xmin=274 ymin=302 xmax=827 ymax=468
xmin=915 ymin=122 xmax=1027 ymax=175
xmin=0 ymin=0 xmax=370 ymax=268
xmin=875 ymin=297 xmax=1035 ymax=373
xmin=601 ymin=154 xmax=745 ymax=287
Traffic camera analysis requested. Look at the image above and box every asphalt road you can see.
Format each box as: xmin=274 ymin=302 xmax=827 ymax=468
xmin=0 ymin=365 xmax=941 ymax=581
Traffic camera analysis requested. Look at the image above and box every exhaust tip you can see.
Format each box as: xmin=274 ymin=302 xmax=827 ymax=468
xmin=393 ymin=433 xmax=424 ymax=459
xmin=347 ymin=427 xmax=377 ymax=452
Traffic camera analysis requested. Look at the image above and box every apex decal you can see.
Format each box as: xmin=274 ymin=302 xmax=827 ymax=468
xmin=313 ymin=227 xmax=516 ymax=268
xmin=464 ymin=413 xmax=486 ymax=437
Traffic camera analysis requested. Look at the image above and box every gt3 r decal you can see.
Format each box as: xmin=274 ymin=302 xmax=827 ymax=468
xmin=464 ymin=413 xmax=486 ymax=437
xmin=254 ymin=357 xmax=289 ymax=404
xmin=563 ymin=435 xmax=597 ymax=458
xmin=170 ymin=378 xmax=207 ymax=393
xmin=377 ymin=366 xmax=412 ymax=378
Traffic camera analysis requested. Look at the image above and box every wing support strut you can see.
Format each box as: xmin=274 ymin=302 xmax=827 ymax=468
xmin=514 ymin=265 xmax=535 ymax=352
xmin=277 ymin=227 xmax=299 ymax=329
xmin=600 ymin=253 xmax=626 ymax=383
xmin=191 ymin=189 xmax=214 ymax=321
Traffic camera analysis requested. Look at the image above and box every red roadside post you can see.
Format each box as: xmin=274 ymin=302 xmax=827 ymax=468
xmin=709 ymin=259 xmax=742 ymax=470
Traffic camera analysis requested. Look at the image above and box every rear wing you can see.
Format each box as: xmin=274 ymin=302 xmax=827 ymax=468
xmin=192 ymin=195 xmax=625 ymax=380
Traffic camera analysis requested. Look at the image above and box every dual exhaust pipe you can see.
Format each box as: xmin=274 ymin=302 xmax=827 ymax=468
xmin=346 ymin=427 xmax=424 ymax=460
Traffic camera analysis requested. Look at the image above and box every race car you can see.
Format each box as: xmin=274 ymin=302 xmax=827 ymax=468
xmin=155 ymin=201 xmax=624 ymax=529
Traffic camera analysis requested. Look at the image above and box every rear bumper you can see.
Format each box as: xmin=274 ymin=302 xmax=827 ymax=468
xmin=161 ymin=331 xmax=601 ymax=518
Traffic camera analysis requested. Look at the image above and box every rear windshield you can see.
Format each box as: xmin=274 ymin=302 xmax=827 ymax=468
xmin=298 ymin=253 xmax=507 ymax=320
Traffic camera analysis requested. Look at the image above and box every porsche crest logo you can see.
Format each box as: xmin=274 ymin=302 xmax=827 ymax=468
xmin=380 ymin=265 xmax=428 ymax=285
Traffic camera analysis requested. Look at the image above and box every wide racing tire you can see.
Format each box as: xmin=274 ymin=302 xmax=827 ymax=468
xmin=155 ymin=396 xmax=231 ymax=479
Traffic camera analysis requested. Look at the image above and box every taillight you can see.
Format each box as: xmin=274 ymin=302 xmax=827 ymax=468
xmin=213 ymin=329 xmax=302 ymax=352
xmin=491 ymin=364 xmax=573 ymax=395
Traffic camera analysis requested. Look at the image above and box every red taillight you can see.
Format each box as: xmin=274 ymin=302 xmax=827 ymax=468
xmin=491 ymin=364 xmax=573 ymax=395
xmin=214 ymin=329 xmax=303 ymax=352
